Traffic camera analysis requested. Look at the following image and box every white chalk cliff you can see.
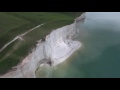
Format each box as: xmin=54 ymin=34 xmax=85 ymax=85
xmin=0 ymin=13 xmax=85 ymax=78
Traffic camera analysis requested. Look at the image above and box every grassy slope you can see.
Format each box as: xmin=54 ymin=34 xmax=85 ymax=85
xmin=0 ymin=12 xmax=30 ymax=37
xmin=0 ymin=12 xmax=83 ymax=75
xmin=8 ymin=12 xmax=75 ymax=22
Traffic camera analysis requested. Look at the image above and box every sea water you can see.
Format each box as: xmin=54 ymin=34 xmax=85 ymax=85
xmin=37 ymin=12 xmax=120 ymax=78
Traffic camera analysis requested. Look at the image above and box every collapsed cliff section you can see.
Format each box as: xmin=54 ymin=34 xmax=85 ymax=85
xmin=36 ymin=23 xmax=80 ymax=67
xmin=0 ymin=14 xmax=85 ymax=78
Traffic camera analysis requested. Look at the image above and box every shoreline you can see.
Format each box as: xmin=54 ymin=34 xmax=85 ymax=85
xmin=51 ymin=41 xmax=81 ymax=66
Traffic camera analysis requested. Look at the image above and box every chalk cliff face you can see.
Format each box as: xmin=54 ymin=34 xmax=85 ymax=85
xmin=0 ymin=15 xmax=83 ymax=78
xmin=44 ymin=23 xmax=81 ymax=66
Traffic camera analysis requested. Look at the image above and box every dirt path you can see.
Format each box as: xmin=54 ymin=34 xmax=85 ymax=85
xmin=0 ymin=23 xmax=45 ymax=53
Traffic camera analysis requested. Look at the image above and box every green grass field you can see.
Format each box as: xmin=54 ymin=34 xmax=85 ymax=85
xmin=0 ymin=12 xmax=30 ymax=37
xmin=0 ymin=12 xmax=83 ymax=75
